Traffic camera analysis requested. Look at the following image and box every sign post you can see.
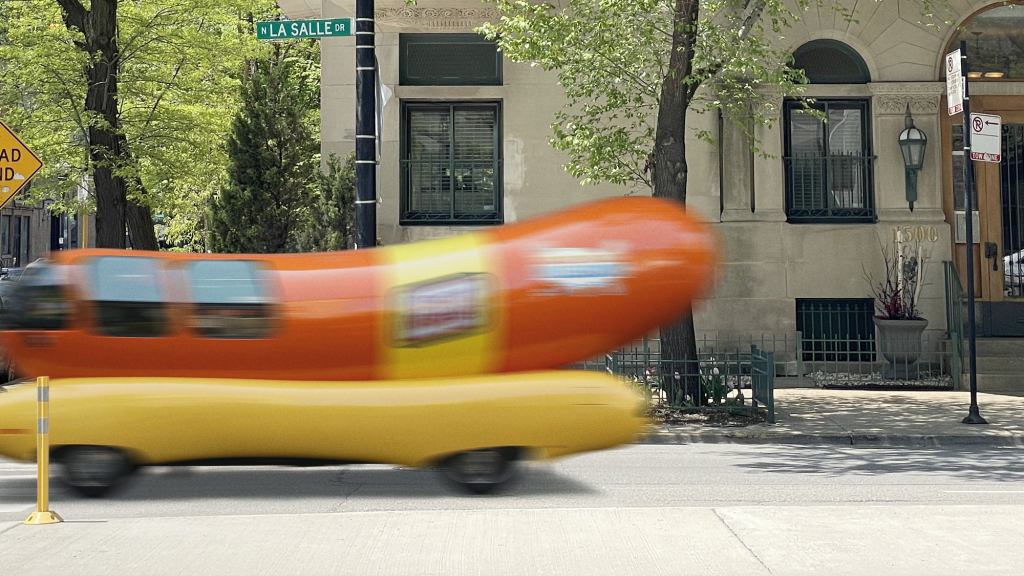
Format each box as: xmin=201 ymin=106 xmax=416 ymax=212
xmin=949 ymin=42 xmax=987 ymax=425
xmin=354 ymin=0 xmax=377 ymax=249
xmin=0 ymin=121 xmax=43 ymax=210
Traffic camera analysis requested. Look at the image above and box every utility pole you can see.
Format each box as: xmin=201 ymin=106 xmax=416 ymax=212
xmin=354 ymin=0 xmax=377 ymax=248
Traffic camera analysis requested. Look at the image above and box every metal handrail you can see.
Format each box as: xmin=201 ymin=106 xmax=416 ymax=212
xmin=943 ymin=261 xmax=966 ymax=390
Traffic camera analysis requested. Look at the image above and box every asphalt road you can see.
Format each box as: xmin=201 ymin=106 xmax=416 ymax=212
xmin=2 ymin=444 xmax=1024 ymax=575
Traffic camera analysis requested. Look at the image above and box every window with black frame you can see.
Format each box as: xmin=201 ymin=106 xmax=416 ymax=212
xmin=401 ymin=102 xmax=502 ymax=225
xmin=784 ymin=100 xmax=874 ymax=222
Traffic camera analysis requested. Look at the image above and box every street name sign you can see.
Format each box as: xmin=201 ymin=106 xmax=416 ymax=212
xmin=0 ymin=121 xmax=43 ymax=209
xmin=256 ymin=19 xmax=352 ymax=40
xmin=970 ymin=113 xmax=1001 ymax=163
xmin=946 ymin=49 xmax=963 ymax=116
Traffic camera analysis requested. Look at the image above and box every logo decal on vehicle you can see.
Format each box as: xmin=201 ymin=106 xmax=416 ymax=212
xmin=392 ymin=273 xmax=493 ymax=347
xmin=530 ymin=244 xmax=630 ymax=296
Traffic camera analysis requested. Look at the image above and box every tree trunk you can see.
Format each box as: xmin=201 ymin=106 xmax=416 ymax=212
xmin=126 ymin=195 xmax=159 ymax=250
xmin=652 ymin=0 xmax=702 ymax=405
xmin=60 ymin=0 xmax=159 ymax=250
xmin=82 ymin=0 xmax=126 ymax=248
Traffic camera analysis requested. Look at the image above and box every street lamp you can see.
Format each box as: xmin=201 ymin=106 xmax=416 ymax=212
xmin=898 ymin=104 xmax=928 ymax=212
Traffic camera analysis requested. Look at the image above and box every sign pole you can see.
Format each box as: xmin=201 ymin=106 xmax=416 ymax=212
xmin=354 ymin=0 xmax=377 ymax=249
xmin=958 ymin=41 xmax=987 ymax=425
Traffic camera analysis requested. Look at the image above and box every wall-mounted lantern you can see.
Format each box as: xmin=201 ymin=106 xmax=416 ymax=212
xmin=898 ymin=104 xmax=928 ymax=212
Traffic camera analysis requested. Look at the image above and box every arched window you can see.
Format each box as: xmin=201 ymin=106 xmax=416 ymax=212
xmin=946 ymin=3 xmax=1024 ymax=80
xmin=784 ymin=40 xmax=873 ymax=222
xmin=792 ymin=39 xmax=871 ymax=84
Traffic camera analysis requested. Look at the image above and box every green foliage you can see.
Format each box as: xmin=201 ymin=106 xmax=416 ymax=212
xmin=0 ymin=0 xmax=282 ymax=248
xmin=209 ymin=42 xmax=320 ymax=254
xmin=297 ymin=152 xmax=356 ymax=252
xmin=478 ymin=0 xmax=816 ymax=191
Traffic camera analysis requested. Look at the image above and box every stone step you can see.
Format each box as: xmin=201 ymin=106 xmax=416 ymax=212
xmin=973 ymin=356 xmax=1024 ymax=374
xmin=973 ymin=338 xmax=1024 ymax=357
xmin=975 ymin=374 xmax=1024 ymax=396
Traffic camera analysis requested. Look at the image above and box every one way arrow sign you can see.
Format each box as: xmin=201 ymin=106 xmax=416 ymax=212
xmin=970 ymin=113 xmax=1002 ymax=163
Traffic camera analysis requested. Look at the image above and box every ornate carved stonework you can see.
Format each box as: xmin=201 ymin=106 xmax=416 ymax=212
xmin=868 ymin=83 xmax=945 ymax=115
xmin=374 ymin=7 xmax=502 ymax=29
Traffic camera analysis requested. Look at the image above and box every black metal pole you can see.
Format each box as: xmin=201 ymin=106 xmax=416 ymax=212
xmin=354 ymin=0 xmax=377 ymax=248
xmin=959 ymin=41 xmax=987 ymax=425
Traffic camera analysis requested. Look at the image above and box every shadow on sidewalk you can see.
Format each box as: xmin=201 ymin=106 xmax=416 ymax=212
xmin=774 ymin=390 xmax=1024 ymax=434
xmin=734 ymin=444 xmax=1024 ymax=482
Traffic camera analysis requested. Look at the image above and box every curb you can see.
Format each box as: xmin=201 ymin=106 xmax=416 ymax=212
xmin=638 ymin=430 xmax=1024 ymax=448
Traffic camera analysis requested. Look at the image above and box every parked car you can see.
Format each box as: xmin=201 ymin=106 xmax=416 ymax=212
xmin=1005 ymin=250 xmax=1024 ymax=296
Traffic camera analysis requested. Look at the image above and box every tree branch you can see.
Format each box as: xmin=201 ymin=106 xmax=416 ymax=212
xmin=737 ymin=0 xmax=769 ymax=41
xmin=55 ymin=0 xmax=87 ymax=35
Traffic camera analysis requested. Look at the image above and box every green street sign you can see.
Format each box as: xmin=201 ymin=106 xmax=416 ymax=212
xmin=256 ymin=19 xmax=352 ymax=40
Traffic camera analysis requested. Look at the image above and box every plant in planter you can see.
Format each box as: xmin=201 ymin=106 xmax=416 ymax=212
xmin=866 ymin=237 xmax=929 ymax=379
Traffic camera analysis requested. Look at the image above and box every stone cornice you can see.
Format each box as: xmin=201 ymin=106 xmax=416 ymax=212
xmin=868 ymin=82 xmax=944 ymax=115
xmin=374 ymin=7 xmax=501 ymax=29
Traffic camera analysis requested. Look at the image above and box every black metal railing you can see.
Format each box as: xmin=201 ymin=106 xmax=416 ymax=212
xmin=943 ymin=261 xmax=965 ymax=390
xmin=400 ymin=159 xmax=502 ymax=225
xmin=796 ymin=299 xmax=876 ymax=362
xmin=784 ymin=154 xmax=875 ymax=222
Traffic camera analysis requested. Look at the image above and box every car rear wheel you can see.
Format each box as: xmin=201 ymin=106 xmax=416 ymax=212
xmin=57 ymin=446 xmax=133 ymax=498
xmin=438 ymin=447 xmax=519 ymax=495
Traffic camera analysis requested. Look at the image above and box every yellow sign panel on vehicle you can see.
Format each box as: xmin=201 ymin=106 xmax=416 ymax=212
xmin=0 ymin=121 xmax=43 ymax=209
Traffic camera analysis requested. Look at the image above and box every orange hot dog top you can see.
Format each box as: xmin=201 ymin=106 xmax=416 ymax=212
xmin=1 ymin=196 xmax=718 ymax=380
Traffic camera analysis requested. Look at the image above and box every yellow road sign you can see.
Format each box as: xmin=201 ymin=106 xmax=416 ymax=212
xmin=0 ymin=121 xmax=43 ymax=209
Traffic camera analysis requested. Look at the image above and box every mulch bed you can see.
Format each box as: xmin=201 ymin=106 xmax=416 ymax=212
xmin=650 ymin=404 xmax=760 ymax=427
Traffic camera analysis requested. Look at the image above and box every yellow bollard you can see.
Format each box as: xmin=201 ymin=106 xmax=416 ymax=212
xmin=24 ymin=376 xmax=62 ymax=525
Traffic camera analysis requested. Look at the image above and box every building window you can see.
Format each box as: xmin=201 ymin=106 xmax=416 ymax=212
xmin=401 ymin=102 xmax=502 ymax=225
xmin=399 ymin=33 xmax=502 ymax=86
xmin=792 ymin=39 xmax=871 ymax=84
xmin=796 ymin=298 xmax=876 ymax=362
xmin=87 ymin=256 xmax=168 ymax=337
xmin=186 ymin=260 xmax=275 ymax=339
xmin=784 ymin=100 xmax=874 ymax=223
xmin=946 ymin=4 xmax=1024 ymax=80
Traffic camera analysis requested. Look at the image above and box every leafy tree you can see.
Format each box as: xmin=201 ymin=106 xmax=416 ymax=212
xmin=0 ymin=0 xmax=274 ymax=250
xmin=297 ymin=152 xmax=356 ymax=252
xmin=209 ymin=41 xmax=320 ymax=254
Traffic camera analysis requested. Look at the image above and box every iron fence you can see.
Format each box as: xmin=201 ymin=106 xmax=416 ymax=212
xmin=569 ymin=329 xmax=956 ymax=406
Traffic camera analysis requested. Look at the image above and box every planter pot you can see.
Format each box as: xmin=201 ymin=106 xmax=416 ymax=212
xmin=874 ymin=317 xmax=928 ymax=379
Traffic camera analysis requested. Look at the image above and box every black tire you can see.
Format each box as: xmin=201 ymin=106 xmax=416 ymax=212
xmin=438 ymin=447 xmax=520 ymax=495
xmin=57 ymin=446 xmax=133 ymax=498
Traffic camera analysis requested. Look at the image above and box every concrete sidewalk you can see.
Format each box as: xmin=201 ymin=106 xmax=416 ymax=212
xmin=644 ymin=389 xmax=1024 ymax=447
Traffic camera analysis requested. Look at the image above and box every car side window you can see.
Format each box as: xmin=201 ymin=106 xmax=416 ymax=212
xmin=87 ymin=256 xmax=168 ymax=337
xmin=1 ymin=261 xmax=72 ymax=331
xmin=186 ymin=260 xmax=274 ymax=339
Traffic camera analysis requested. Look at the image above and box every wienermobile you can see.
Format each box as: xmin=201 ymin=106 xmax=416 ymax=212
xmin=0 ymin=196 xmax=718 ymax=496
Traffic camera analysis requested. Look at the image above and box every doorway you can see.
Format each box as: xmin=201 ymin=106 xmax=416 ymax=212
xmin=945 ymin=98 xmax=1024 ymax=336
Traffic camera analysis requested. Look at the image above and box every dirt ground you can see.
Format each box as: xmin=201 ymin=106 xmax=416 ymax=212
xmin=649 ymin=404 xmax=760 ymax=427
